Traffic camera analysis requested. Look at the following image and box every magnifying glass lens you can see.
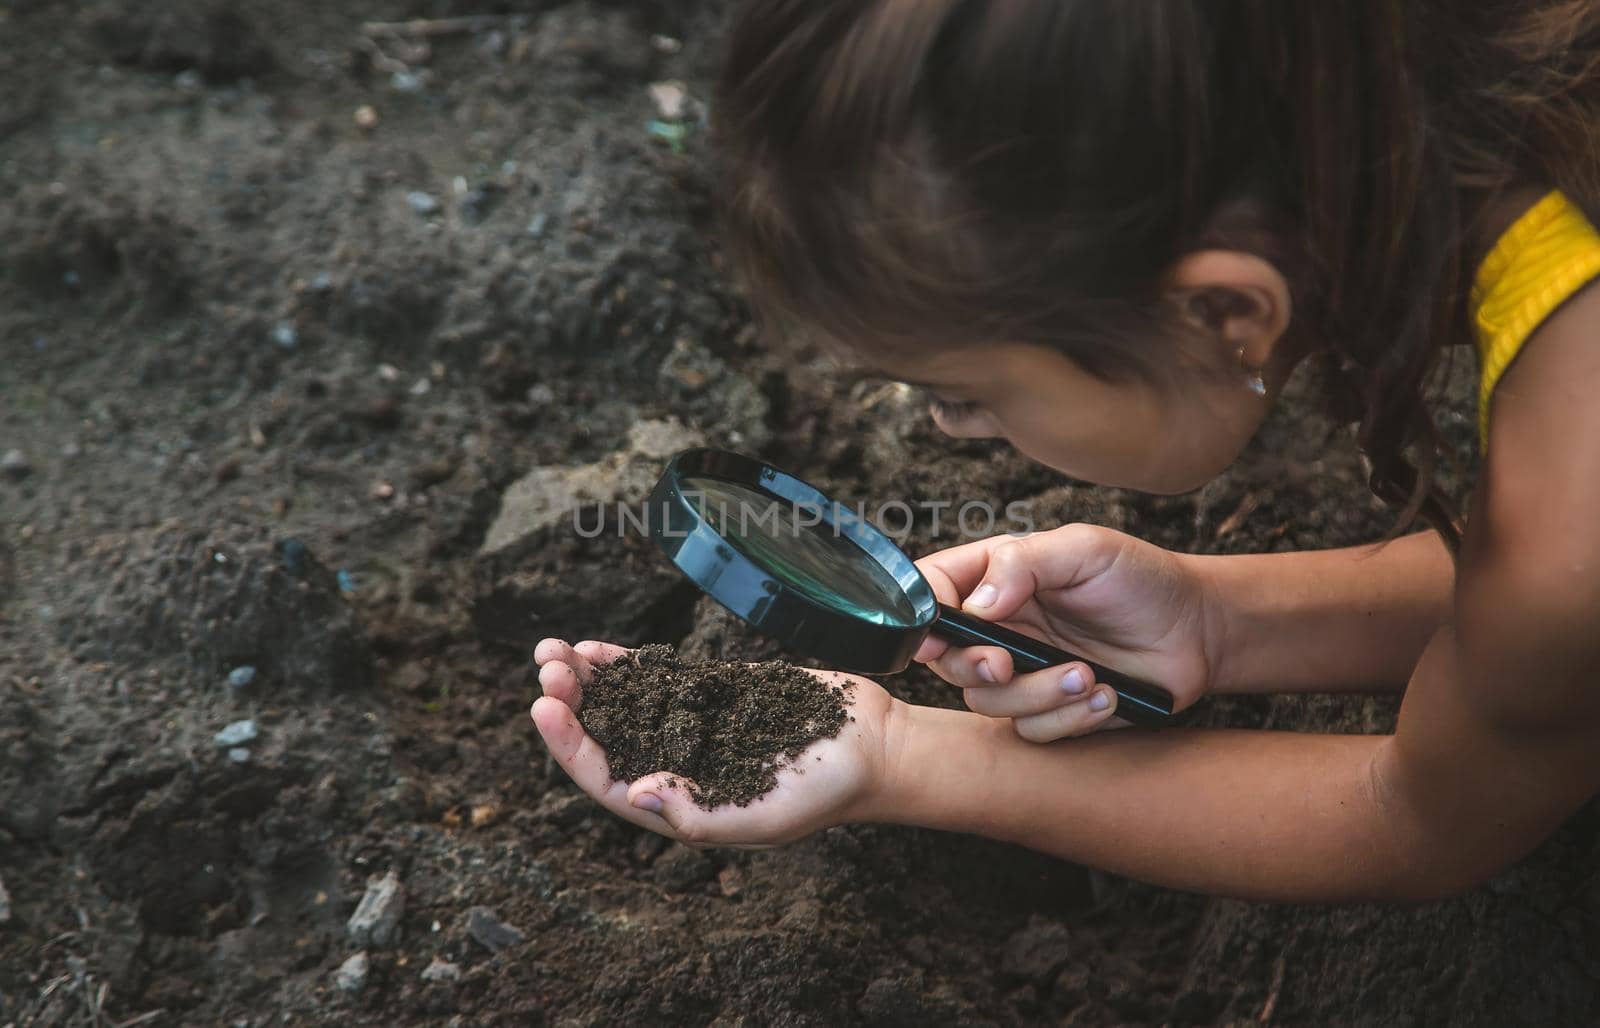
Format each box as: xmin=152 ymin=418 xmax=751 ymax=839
xmin=681 ymin=476 xmax=920 ymax=627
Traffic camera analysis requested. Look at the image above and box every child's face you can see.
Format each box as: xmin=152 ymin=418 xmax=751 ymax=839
xmin=881 ymin=341 xmax=1273 ymax=494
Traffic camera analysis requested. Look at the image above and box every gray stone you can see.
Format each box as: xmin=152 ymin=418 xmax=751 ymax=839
xmin=465 ymin=906 xmax=524 ymax=953
xmin=406 ymin=191 xmax=439 ymax=215
xmin=0 ymin=449 xmax=31 ymax=480
xmin=421 ymin=958 xmax=461 ymax=983
xmin=0 ymin=871 xmax=11 ymax=923
xmin=270 ymin=321 xmax=298 ymax=350
xmin=226 ymin=665 xmax=257 ymax=689
xmin=347 ymin=871 xmax=405 ymax=948
xmin=479 ymin=418 xmax=703 ymax=555
xmin=334 ymin=951 xmax=369 ymax=993
xmin=213 ymin=719 xmax=258 ymax=747
xmin=226 ymin=747 xmax=251 ymax=764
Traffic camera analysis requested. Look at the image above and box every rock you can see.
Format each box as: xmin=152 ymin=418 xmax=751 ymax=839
xmin=213 ymin=719 xmax=258 ymax=747
xmin=226 ymin=665 xmax=256 ymax=689
xmin=1 ymin=449 xmax=32 ymax=480
xmin=406 ymin=191 xmax=440 ymax=216
xmin=648 ymin=80 xmax=688 ymax=120
xmin=653 ymin=844 xmax=714 ymax=893
xmin=465 ymin=906 xmax=524 ymax=953
xmin=999 ymin=915 xmax=1072 ymax=984
xmin=479 ymin=418 xmax=702 ymax=555
xmin=270 ymin=321 xmax=297 ymax=350
xmin=717 ymin=866 xmax=745 ymax=900
xmin=421 ymin=958 xmax=461 ymax=983
xmin=0 ymin=872 xmax=11 ymax=923
xmin=347 ymin=871 xmax=405 ymax=948
xmin=226 ymin=747 xmax=251 ymax=764
xmin=353 ymin=104 xmax=379 ymax=130
xmin=334 ymin=951 xmax=369 ymax=993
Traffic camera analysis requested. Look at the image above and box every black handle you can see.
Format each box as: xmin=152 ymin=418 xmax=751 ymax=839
xmin=933 ymin=604 xmax=1175 ymax=729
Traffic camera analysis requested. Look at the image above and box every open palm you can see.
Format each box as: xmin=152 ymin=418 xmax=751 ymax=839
xmin=531 ymin=638 xmax=897 ymax=848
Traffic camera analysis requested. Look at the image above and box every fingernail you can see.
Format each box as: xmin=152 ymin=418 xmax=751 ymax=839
xmin=968 ymin=583 xmax=998 ymax=608
xmin=1089 ymin=691 xmax=1111 ymax=712
xmin=1061 ymin=667 xmax=1088 ymax=694
xmin=633 ymin=793 xmax=663 ymax=813
xmin=977 ymin=659 xmax=996 ymax=683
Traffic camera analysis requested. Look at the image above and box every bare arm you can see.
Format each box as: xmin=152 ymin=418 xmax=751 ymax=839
xmin=1194 ymin=531 xmax=1455 ymax=695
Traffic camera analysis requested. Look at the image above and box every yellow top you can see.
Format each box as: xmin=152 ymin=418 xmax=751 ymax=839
xmin=1472 ymin=190 xmax=1600 ymax=446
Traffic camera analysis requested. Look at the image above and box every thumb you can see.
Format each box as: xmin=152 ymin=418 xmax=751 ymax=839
xmin=627 ymin=773 xmax=709 ymax=844
xmin=961 ymin=527 xmax=1109 ymax=622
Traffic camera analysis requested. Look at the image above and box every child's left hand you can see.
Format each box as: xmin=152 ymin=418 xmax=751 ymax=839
xmin=531 ymin=638 xmax=899 ymax=847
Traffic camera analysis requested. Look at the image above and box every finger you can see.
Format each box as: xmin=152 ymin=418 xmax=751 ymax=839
xmin=913 ymin=636 xmax=950 ymax=663
xmin=927 ymin=645 xmax=1015 ymax=689
xmin=916 ymin=534 xmax=1025 ymax=608
xmin=961 ymin=525 xmax=1114 ymax=623
xmin=534 ymin=638 xmax=594 ymax=681
xmin=537 ymin=658 xmax=584 ymax=710
xmin=531 ymin=698 xmax=675 ymax=833
xmin=960 ymin=662 xmax=1097 ymax=718
xmin=1012 ymin=686 xmax=1118 ymax=742
xmin=573 ymin=640 xmax=631 ymax=667
xmin=627 ymin=772 xmax=783 ymax=850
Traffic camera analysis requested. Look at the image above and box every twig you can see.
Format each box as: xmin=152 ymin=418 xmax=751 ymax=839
xmin=361 ymin=15 xmax=515 ymax=39
xmin=114 ymin=1011 xmax=167 ymax=1028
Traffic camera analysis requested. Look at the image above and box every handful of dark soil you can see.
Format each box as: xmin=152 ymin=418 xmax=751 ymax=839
xmin=578 ymin=645 xmax=851 ymax=808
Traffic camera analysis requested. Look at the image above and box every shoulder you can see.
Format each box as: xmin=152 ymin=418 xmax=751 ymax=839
xmin=1454 ymin=277 xmax=1600 ymax=724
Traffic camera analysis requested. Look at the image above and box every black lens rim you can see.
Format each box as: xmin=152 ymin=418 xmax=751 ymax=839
xmin=649 ymin=448 xmax=937 ymax=674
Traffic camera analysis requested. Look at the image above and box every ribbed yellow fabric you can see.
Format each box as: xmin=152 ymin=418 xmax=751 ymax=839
xmin=1472 ymin=190 xmax=1600 ymax=446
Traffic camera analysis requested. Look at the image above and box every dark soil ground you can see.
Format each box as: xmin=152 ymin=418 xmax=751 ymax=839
xmin=2 ymin=2 xmax=1598 ymax=1025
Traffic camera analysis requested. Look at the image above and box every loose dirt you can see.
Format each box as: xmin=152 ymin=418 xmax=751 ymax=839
xmin=578 ymin=644 xmax=850 ymax=808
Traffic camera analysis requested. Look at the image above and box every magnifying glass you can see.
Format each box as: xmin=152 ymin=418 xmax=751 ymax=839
xmin=646 ymin=448 xmax=1175 ymax=728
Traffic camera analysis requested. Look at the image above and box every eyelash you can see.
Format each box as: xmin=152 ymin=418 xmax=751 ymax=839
xmin=928 ymin=397 xmax=981 ymax=422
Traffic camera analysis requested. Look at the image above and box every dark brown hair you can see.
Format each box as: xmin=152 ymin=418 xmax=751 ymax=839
xmin=713 ymin=0 xmax=1600 ymax=546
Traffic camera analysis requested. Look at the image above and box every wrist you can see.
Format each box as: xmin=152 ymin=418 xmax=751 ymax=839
xmin=848 ymin=700 xmax=1005 ymax=831
xmin=1177 ymin=550 xmax=1241 ymax=694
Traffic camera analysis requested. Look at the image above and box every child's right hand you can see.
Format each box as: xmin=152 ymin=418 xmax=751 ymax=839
xmin=914 ymin=525 xmax=1217 ymax=741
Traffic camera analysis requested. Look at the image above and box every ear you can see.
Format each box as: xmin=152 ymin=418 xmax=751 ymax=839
xmin=1165 ymin=250 xmax=1292 ymax=370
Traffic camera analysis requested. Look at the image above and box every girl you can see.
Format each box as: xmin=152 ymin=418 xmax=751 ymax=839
xmin=532 ymin=1 xmax=1600 ymax=901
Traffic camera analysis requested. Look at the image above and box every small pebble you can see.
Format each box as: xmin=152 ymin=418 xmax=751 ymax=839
xmin=174 ymin=69 xmax=202 ymax=91
xmin=334 ymin=951 xmax=370 ymax=993
xmin=465 ymin=906 xmax=524 ymax=953
xmin=270 ymin=321 xmax=298 ymax=350
xmin=390 ymin=70 xmax=424 ymax=93
xmin=650 ymin=34 xmax=682 ymax=54
xmin=0 ymin=871 xmax=12 ymax=924
xmin=227 ymin=747 xmax=251 ymax=764
xmin=348 ymin=872 xmax=405 ymax=948
xmin=310 ymin=271 xmax=334 ymax=291
xmin=406 ymin=191 xmax=440 ymax=216
xmin=421 ymin=958 xmax=461 ymax=983
xmin=337 ymin=569 xmax=358 ymax=594
xmin=353 ymin=105 xmax=379 ymax=130
xmin=214 ymin=720 xmax=259 ymax=747
xmin=1 ymin=449 xmax=32 ymax=480
xmin=526 ymin=212 xmax=549 ymax=238
xmin=648 ymin=81 xmax=688 ymax=121
xmin=279 ymin=537 xmax=309 ymax=577
xmin=226 ymin=665 xmax=257 ymax=689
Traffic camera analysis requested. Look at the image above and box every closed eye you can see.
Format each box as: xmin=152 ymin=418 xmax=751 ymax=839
xmin=928 ymin=396 xmax=981 ymax=422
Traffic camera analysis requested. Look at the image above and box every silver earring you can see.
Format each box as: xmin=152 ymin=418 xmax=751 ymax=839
xmin=1237 ymin=347 xmax=1266 ymax=397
